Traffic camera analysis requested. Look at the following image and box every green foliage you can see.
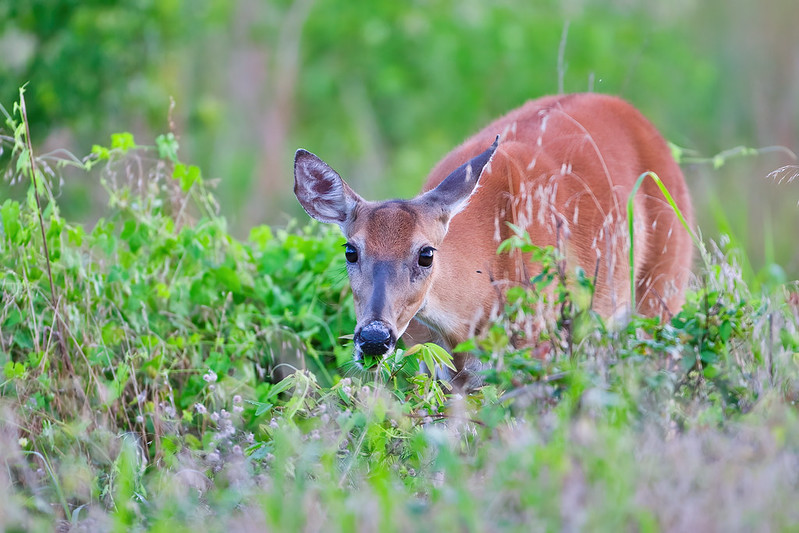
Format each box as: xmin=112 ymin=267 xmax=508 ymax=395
xmin=0 ymin=0 xmax=226 ymax=139
xmin=2 ymin=103 xmax=799 ymax=530
xmin=0 ymin=101 xmax=356 ymax=465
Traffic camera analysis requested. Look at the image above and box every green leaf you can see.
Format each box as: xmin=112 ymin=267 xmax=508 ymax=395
xmin=700 ymin=349 xmax=718 ymax=364
xmin=719 ymin=320 xmax=732 ymax=342
xmin=426 ymin=342 xmax=457 ymax=371
xmin=3 ymin=361 xmax=27 ymax=380
xmin=111 ymin=132 xmax=136 ymax=152
xmin=156 ymin=133 xmax=180 ymax=162
xmin=252 ymin=401 xmax=274 ymax=417
xmin=266 ymin=375 xmax=295 ymax=401
xmin=703 ymin=365 xmax=720 ymax=379
xmin=403 ymin=344 xmax=424 ymax=357
xmin=173 ymin=163 xmax=202 ymax=191
xmin=67 ymin=225 xmax=84 ymax=246
xmin=249 ymin=225 xmax=274 ymax=248
xmin=0 ymin=200 xmax=21 ymax=243
xmin=91 ymin=144 xmax=110 ymax=160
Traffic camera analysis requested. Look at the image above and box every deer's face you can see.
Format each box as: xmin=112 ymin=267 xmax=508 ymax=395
xmin=342 ymin=202 xmax=447 ymax=361
xmin=293 ymin=138 xmax=497 ymax=363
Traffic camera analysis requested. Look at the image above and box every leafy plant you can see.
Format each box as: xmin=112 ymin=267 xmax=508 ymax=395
xmin=2 ymin=93 xmax=799 ymax=531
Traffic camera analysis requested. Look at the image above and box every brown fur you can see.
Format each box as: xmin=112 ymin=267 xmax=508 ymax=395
xmin=422 ymin=93 xmax=693 ymax=324
xmin=294 ymin=93 xmax=694 ymax=382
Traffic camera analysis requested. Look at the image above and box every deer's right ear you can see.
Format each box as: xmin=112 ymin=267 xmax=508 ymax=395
xmin=294 ymin=149 xmax=362 ymax=230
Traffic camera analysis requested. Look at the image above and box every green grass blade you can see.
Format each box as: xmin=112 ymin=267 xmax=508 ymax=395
xmin=627 ymin=171 xmax=700 ymax=312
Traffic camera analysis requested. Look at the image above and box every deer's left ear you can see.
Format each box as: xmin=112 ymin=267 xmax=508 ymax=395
xmin=294 ymin=149 xmax=363 ymax=232
xmin=420 ymin=136 xmax=499 ymax=219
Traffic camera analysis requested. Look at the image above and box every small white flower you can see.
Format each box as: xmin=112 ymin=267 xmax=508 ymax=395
xmin=203 ymin=369 xmax=218 ymax=383
xmin=233 ymin=405 xmax=244 ymax=414
xmin=233 ymin=395 xmax=243 ymax=404
xmin=269 ymin=418 xmax=279 ymax=429
xmin=195 ymin=403 xmax=207 ymax=414
xmin=245 ymin=433 xmax=254 ymax=443
xmin=210 ymin=412 xmax=220 ymax=422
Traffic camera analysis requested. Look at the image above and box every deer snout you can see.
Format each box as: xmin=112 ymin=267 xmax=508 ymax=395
xmin=354 ymin=321 xmax=396 ymax=358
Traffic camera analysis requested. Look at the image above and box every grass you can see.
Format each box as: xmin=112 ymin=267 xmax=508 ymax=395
xmin=1 ymin=98 xmax=799 ymax=532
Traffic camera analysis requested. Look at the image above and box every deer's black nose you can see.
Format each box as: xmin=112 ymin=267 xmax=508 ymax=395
xmin=355 ymin=321 xmax=394 ymax=356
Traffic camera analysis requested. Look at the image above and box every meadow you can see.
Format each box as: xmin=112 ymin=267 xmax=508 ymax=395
xmin=2 ymin=1 xmax=799 ymax=530
xmin=1 ymin=92 xmax=798 ymax=531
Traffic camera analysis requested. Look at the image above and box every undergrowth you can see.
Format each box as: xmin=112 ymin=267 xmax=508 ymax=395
xmin=2 ymin=96 xmax=799 ymax=532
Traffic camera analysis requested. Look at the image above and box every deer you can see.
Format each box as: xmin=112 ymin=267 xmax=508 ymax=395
xmin=293 ymin=93 xmax=694 ymax=387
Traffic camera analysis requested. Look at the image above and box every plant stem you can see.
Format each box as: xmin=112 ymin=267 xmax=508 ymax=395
xmin=19 ymin=89 xmax=73 ymax=373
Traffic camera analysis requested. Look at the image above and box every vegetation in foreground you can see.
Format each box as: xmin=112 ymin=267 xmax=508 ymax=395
xmin=1 ymin=101 xmax=799 ymax=532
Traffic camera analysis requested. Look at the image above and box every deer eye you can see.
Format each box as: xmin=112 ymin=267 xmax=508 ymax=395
xmin=344 ymin=243 xmax=358 ymax=264
xmin=418 ymin=247 xmax=435 ymax=268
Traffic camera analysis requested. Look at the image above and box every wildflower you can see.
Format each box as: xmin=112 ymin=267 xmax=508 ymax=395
xmin=195 ymin=403 xmax=207 ymax=415
xmin=233 ymin=395 xmax=243 ymax=404
xmin=269 ymin=418 xmax=279 ymax=429
xmin=210 ymin=412 xmax=220 ymax=422
xmin=203 ymin=369 xmax=218 ymax=383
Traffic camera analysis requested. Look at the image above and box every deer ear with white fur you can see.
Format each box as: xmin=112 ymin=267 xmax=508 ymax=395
xmin=294 ymin=149 xmax=362 ymax=231
xmin=421 ymin=136 xmax=499 ymax=220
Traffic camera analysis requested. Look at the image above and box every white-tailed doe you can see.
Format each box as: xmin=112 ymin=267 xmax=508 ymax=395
xmin=294 ymin=93 xmax=693 ymax=385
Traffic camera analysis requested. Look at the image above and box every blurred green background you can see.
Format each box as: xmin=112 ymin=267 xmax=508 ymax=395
xmin=1 ymin=0 xmax=797 ymax=279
